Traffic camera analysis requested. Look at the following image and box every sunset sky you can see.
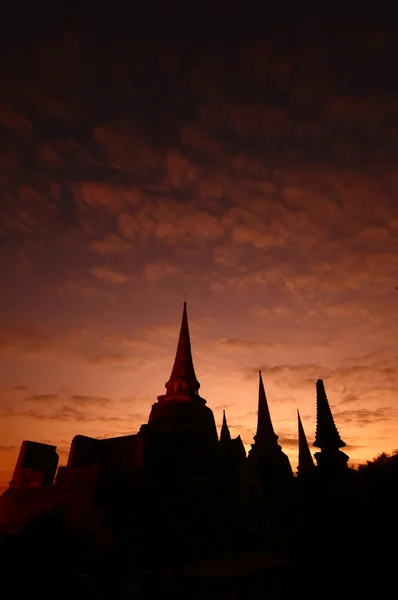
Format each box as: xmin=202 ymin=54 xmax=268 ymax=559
xmin=1 ymin=6 xmax=398 ymax=491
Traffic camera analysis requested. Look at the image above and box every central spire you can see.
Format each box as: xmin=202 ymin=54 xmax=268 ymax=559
xmin=163 ymin=302 xmax=201 ymax=399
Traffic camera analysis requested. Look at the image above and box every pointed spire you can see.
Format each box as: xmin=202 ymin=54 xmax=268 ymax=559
xmin=297 ymin=410 xmax=315 ymax=476
xmin=255 ymin=371 xmax=279 ymax=447
xmin=313 ymin=379 xmax=346 ymax=450
xmin=220 ymin=410 xmax=231 ymax=443
xmin=248 ymin=371 xmax=293 ymax=481
xmin=164 ymin=302 xmax=200 ymax=398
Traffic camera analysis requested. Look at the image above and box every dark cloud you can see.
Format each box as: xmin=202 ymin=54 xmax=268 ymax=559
xmin=215 ymin=338 xmax=273 ymax=351
xmin=339 ymin=393 xmax=359 ymax=405
xmin=0 ymin=405 xmax=126 ymax=423
xmin=277 ymin=436 xmax=299 ymax=449
xmin=24 ymin=394 xmax=59 ymax=403
xmin=87 ymin=354 xmax=134 ymax=366
xmin=90 ymin=266 xmax=128 ymax=284
xmin=0 ymin=386 xmax=27 ymax=391
xmin=334 ymin=407 xmax=396 ymax=426
xmin=212 ymin=403 xmax=235 ymax=411
xmin=70 ymin=394 xmax=112 ymax=407
xmin=344 ymin=444 xmax=364 ymax=452
xmin=0 ymin=326 xmax=51 ymax=356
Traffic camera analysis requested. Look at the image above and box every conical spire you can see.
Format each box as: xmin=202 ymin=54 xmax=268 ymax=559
xmin=220 ymin=410 xmax=232 ymax=443
xmin=297 ymin=410 xmax=315 ymax=476
xmin=164 ymin=302 xmax=200 ymax=398
xmin=255 ymin=371 xmax=279 ymax=448
xmin=248 ymin=371 xmax=293 ymax=481
xmin=313 ymin=379 xmax=346 ymax=449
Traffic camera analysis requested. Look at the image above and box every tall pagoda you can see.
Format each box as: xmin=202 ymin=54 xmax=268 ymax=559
xmin=313 ymin=379 xmax=349 ymax=475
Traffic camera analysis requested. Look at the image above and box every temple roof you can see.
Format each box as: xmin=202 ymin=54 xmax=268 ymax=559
xmin=164 ymin=302 xmax=200 ymax=397
xmin=220 ymin=410 xmax=232 ymax=443
xmin=254 ymin=371 xmax=279 ymax=448
xmin=297 ymin=410 xmax=315 ymax=475
xmin=313 ymin=379 xmax=346 ymax=449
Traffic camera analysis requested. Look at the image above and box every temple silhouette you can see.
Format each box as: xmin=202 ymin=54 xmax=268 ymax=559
xmin=0 ymin=303 xmax=393 ymax=598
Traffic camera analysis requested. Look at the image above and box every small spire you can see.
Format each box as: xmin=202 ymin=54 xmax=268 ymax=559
xmin=220 ymin=410 xmax=231 ymax=443
xmin=164 ymin=302 xmax=200 ymax=398
xmin=255 ymin=371 xmax=279 ymax=447
xmin=313 ymin=379 xmax=346 ymax=449
xmin=297 ymin=410 xmax=315 ymax=476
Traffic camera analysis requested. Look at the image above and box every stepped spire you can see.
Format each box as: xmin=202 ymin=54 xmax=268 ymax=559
xmin=220 ymin=410 xmax=231 ymax=443
xmin=255 ymin=371 xmax=279 ymax=447
xmin=163 ymin=302 xmax=201 ymax=399
xmin=297 ymin=410 xmax=315 ymax=476
xmin=314 ymin=379 xmax=346 ymax=450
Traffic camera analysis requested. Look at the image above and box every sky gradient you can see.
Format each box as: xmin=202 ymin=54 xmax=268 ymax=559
xmin=1 ymin=10 xmax=398 ymax=491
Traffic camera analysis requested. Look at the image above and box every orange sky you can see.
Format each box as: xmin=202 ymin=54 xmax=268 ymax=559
xmin=1 ymin=13 xmax=398 ymax=492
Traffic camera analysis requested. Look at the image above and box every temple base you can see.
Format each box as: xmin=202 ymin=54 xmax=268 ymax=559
xmin=314 ymin=449 xmax=349 ymax=476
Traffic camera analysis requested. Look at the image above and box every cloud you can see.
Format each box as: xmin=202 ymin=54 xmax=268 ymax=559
xmin=21 ymin=392 xmax=111 ymax=407
xmin=257 ymin=307 xmax=293 ymax=319
xmin=143 ymin=259 xmax=179 ymax=286
xmin=87 ymin=353 xmax=135 ymax=366
xmin=166 ymin=150 xmax=203 ymax=189
xmin=0 ymin=405 xmax=125 ymax=424
xmin=117 ymin=200 xmax=225 ymax=245
xmin=212 ymin=403 xmax=235 ymax=411
xmin=0 ymin=445 xmax=18 ymax=452
xmin=90 ymin=267 xmax=128 ymax=284
xmin=55 ymin=281 xmax=115 ymax=301
xmin=70 ymin=394 xmax=112 ymax=407
xmin=334 ymin=407 xmax=396 ymax=426
xmin=278 ymin=436 xmax=299 ymax=450
xmin=230 ymin=224 xmax=282 ymax=250
xmin=0 ymin=326 xmax=51 ymax=356
xmin=24 ymin=394 xmax=59 ymax=403
xmin=89 ymin=234 xmax=132 ymax=255
xmin=0 ymin=386 xmax=27 ymax=391
xmin=92 ymin=123 xmax=162 ymax=178
xmin=215 ymin=338 xmax=273 ymax=351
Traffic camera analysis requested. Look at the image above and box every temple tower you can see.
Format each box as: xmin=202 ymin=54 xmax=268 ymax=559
xmin=297 ymin=410 xmax=316 ymax=477
xmin=219 ymin=410 xmax=246 ymax=477
xmin=248 ymin=371 xmax=293 ymax=486
xmin=144 ymin=302 xmax=218 ymax=477
xmin=220 ymin=410 xmax=232 ymax=443
xmin=313 ymin=379 xmax=349 ymax=475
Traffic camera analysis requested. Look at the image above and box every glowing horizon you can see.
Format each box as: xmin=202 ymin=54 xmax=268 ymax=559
xmin=0 ymin=298 xmax=396 ymax=492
